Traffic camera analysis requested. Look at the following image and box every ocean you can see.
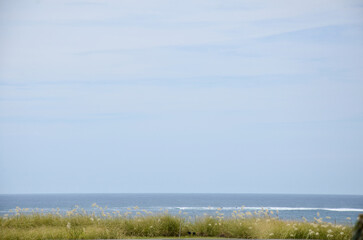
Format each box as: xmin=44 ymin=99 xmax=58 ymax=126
xmin=0 ymin=193 xmax=362 ymax=224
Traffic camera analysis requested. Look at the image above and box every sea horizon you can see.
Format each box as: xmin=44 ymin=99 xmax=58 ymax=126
xmin=1 ymin=192 xmax=363 ymax=195
xmin=1 ymin=193 xmax=362 ymax=224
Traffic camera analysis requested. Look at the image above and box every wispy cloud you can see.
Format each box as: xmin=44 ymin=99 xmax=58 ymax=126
xmin=0 ymin=0 xmax=363 ymax=194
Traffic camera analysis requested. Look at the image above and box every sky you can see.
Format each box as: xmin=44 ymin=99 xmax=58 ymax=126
xmin=0 ymin=0 xmax=363 ymax=195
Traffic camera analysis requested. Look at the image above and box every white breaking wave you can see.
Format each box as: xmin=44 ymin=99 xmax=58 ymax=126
xmin=173 ymin=207 xmax=363 ymax=212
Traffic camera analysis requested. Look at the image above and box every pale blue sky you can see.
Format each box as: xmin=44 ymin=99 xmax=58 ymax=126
xmin=0 ymin=0 xmax=362 ymax=194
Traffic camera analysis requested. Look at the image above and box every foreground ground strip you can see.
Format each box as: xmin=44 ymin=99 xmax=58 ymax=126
xmin=0 ymin=205 xmax=354 ymax=240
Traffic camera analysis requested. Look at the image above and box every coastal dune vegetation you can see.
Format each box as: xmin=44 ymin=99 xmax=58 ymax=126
xmin=0 ymin=204 xmax=353 ymax=240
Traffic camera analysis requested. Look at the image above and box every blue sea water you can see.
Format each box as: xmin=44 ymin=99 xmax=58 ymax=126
xmin=0 ymin=193 xmax=362 ymax=224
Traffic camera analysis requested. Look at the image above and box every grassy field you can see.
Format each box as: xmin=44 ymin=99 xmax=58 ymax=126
xmin=0 ymin=205 xmax=353 ymax=240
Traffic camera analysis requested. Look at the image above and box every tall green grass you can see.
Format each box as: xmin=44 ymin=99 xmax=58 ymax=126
xmin=0 ymin=205 xmax=353 ymax=240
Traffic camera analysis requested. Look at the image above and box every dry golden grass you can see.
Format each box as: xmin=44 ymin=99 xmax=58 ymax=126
xmin=0 ymin=205 xmax=354 ymax=240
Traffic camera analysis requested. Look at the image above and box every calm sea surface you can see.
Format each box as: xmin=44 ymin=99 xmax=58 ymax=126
xmin=0 ymin=194 xmax=362 ymax=223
